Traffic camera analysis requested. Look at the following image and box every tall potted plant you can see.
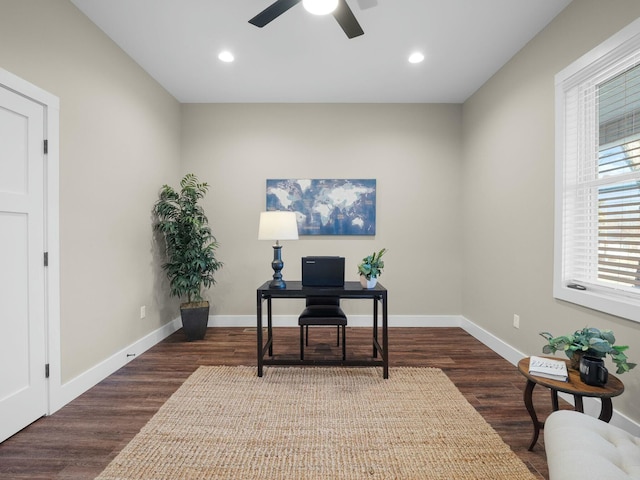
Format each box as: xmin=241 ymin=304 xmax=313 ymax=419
xmin=153 ymin=174 xmax=223 ymax=341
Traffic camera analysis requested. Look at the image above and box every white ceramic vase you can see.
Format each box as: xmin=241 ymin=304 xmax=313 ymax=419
xmin=360 ymin=276 xmax=378 ymax=289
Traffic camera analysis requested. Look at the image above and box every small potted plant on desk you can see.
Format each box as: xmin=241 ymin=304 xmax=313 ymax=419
xmin=540 ymin=327 xmax=636 ymax=374
xmin=358 ymin=248 xmax=387 ymax=289
xmin=154 ymin=173 xmax=223 ymax=341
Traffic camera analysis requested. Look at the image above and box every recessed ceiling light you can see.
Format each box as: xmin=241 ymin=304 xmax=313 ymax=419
xmin=303 ymin=0 xmax=338 ymax=15
xmin=408 ymin=52 xmax=425 ymax=64
xmin=218 ymin=51 xmax=234 ymax=63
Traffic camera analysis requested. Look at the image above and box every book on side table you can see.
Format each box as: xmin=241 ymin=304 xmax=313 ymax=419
xmin=528 ymin=355 xmax=568 ymax=382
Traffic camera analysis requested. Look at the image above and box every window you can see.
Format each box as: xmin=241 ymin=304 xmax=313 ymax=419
xmin=555 ymin=18 xmax=640 ymax=322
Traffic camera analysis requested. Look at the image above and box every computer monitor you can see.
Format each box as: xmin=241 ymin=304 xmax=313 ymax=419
xmin=301 ymin=256 xmax=345 ymax=287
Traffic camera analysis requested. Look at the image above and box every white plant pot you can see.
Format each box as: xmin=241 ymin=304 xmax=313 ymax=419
xmin=360 ymin=276 xmax=378 ymax=289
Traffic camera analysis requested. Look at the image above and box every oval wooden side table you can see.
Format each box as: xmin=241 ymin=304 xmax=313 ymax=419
xmin=517 ymin=356 xmax=624 ymax=451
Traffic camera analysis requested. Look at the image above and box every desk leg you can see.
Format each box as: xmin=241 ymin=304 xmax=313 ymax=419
xmin=523 ymin=379 xmax=543 ymax=451
xmin=256 ymin=292 xmax=263 ymax=377
xmin=267 ymin=297 xmax=273 ymax=357
xmin=372 ymin=298 xmax=378 ymax=359
xmin=382 ymin=293 xmax=388 ymax=379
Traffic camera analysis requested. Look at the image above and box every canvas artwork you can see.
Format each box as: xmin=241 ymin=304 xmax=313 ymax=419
xmin=266 ymin=179 xmax=376 ymax=235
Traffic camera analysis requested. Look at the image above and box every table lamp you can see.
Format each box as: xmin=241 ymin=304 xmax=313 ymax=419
xmin=258 ymin=211 xmax=299 ymax=288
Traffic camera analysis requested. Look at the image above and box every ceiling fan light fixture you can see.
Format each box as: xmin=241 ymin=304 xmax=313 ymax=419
xmin=303 ymin=0 xmax=339 ymax=16
xmin=408 ymin=52 xmax=425 ymax=64
xmin=218 ymin=51 xmax=235 ymax=63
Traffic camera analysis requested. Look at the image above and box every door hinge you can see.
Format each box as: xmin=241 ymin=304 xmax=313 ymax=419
xmin=45 ymin=364 xmax=50 ymax=378
xmin=44 ymin=252 xmax=49 ymax=267
xmin=44 ymin=139 xmax=48 ymax=155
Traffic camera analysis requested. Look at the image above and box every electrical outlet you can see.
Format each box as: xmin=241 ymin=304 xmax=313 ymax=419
xmin=513 ymin=314 xmax=520 ymax=329
xmin=140 ymin=305 xmax=146 ymax=319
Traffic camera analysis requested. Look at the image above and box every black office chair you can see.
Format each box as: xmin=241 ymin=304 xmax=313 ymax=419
xmin=298 ymin=297 xmax=347 ymax=361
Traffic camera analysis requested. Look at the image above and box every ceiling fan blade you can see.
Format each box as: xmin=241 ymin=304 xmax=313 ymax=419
xmin=249 ymin=0 xmax=302 ymax=28
xmin=333 ymin=0 xmax=364 ymax=38
xmin=356 ymin=0 xmax=378 ymax=10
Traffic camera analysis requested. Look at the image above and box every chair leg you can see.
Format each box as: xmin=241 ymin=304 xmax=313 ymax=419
xmin=301 ymin=324 xmax=346 ymax=360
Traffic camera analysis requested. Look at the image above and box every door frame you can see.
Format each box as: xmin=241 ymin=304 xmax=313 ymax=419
xmin=0 ymin=68 xmax=60 ymax=415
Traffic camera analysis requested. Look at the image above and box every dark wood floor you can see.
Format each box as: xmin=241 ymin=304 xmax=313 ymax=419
xmin=0 ymin=327 xmax=560 ymax=479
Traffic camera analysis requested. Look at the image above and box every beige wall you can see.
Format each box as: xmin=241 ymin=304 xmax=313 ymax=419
xmin=181 ymin=103 xmax=463 ymax=316
xmin=0 ymin=0 xmax=181 ymax=382
xmin=3 ymin=0 xmax=640 ymax=426
xmin=462 ymin=0 xmax=640 ymax=422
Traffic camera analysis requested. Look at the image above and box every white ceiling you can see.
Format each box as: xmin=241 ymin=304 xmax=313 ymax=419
xmin=70 ymin=0 xmax=571 ymax=103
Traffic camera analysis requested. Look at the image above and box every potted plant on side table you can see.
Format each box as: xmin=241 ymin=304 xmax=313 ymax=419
xmin=358 ymin=248 xmax=387 ymax=289
xmin=540 ymin=327 xmax=636 ymax=374
xmin=154 ymin=173 xmax=223 ymax=341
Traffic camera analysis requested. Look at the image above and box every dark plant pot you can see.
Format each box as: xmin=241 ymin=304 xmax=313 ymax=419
xmin=180 ymin=301 xmax=209 ymax=341
xmin=570 ymin=350 xmax=605 ymax=371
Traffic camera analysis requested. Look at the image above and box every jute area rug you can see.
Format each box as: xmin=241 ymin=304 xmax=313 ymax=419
xmin=96 ymin=366 xmax=536 ymax=479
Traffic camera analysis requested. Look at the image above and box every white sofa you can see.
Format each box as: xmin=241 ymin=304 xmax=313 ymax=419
xmin=544 ymin=410 xmax=640 ymax=479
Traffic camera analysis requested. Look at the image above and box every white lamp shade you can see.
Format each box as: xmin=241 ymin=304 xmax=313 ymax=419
xmin=258 ymin=211 xmax=299 ymax=241
xmin=303 ymin=0 xmax=338 ymax=15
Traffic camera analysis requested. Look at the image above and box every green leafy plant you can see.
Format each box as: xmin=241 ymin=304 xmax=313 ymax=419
xmin=540 ymin=327 xmax=636 ymax=374
xmin=357 ymin=248 xmax=387 ymax=280
xmin=153 ymin=174 xmax=223 ymax=305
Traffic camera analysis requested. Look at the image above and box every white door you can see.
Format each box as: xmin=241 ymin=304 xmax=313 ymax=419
xmin=0 ymin=85 xmax=47 ymax=442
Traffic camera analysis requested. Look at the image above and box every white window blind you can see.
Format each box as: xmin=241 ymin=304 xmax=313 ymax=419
xmin=555 ymin=18 xmax=640 ymax=322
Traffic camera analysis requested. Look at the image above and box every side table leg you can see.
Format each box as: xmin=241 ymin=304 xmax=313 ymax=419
xmin=523 ymin=379 xmax=542 ymax=451
xmin=551 ymin=389 xmax=559 ymax=411
xmin=599 ymin=398 xmax=614 ymax=422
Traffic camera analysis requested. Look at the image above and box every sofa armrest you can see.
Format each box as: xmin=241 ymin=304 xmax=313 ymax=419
xmin=544 ymin=410 xmax=640 ymax=480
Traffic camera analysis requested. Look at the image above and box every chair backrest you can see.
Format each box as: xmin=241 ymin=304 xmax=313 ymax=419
xmin=306 ymin=296 xmax=340 ymax=307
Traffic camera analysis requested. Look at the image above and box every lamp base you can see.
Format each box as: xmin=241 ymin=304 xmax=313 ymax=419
xmin=268 ymin=278 xmax=287 ymax=289
xmin=269 ymin=244 xmax=286 ymax=289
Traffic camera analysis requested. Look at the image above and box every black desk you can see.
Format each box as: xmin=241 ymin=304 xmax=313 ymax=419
xmin=256 ymin=281 xmax=389 ymax=378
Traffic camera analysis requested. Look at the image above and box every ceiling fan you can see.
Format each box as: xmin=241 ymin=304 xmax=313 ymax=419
xmin=249 ymin=0 xmax=365 ymax=39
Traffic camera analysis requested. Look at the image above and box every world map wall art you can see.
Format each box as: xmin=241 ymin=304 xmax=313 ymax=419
xmin=266 ymin=179 xmax=376 ymax=236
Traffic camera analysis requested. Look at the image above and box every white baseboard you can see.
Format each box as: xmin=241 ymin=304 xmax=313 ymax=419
xmin=458 ymin=317 xmax=529 ymax=365
xmin=50 ymin=317 xmax=182 ymax=413
xmin=457 ymin=316 xmax=640 ymax=436
xmin=52 ymin=313 xmax=640 ymax=436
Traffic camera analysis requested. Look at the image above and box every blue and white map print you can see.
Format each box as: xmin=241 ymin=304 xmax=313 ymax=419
xmin=266 ymin=179 xmax=376 ymax=235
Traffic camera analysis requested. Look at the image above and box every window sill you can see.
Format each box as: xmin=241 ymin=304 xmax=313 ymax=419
xmin=553 ymin=283 xmax=640 ymax=323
